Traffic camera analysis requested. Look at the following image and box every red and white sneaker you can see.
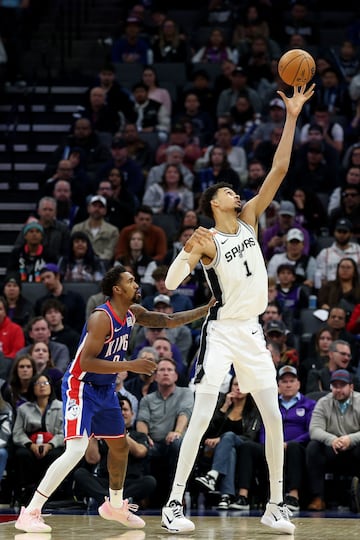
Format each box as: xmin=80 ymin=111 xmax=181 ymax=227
xmin=98 ymin=498 xmax=145 ymax=529
xmin=15 ymin=506 xmax=52 ymax=533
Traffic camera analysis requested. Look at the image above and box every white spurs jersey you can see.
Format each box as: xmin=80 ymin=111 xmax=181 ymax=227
xmin=201 ymin=220 xmax=268 ymax=320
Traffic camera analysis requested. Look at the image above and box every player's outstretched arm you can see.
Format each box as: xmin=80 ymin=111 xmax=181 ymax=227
xmin=132 ymin=298 xmax=214 ymax=329
xmin=243 ymin=84 xmax=315 ymax=224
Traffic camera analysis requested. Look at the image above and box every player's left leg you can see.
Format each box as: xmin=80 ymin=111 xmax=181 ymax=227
xmin=252 ymin=387 xmax=295 ymax=535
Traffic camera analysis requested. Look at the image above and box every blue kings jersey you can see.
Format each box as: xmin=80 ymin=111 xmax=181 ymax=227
xmin=66 ymin=300 xmax=135 ymax=385
xmin=202 ymin=220 xmax=268 ymax=320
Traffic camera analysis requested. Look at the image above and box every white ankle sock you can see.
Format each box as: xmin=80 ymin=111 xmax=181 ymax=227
xmin=109 ymin=488 xmax=123 ymax=508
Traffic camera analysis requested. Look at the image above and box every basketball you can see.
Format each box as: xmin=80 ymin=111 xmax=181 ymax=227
xmin=278 ymin=49 xmax=316 ymax=86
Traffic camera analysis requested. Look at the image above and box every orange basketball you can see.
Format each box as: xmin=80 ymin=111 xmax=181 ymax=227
xmin=278 ymin=49 xmax=316 ymax=86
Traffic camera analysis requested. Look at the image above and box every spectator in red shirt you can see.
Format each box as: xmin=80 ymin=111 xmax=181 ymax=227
xmin=0 ymin=296 xmax=25 ymax=359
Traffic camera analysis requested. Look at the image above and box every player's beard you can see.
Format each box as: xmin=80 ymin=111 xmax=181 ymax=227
xmin=132 ymin=289 xmax=142 ymax=303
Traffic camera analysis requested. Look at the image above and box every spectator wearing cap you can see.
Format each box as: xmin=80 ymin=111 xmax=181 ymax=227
xmin=306 ymin=339 xmax=360 ymax=394
xmin=252 ymin=97 xmax=299 ymax=150
xmin=287 ymin=137 xmax=338 ymax=196
xmin=71 ymin=195 xmax=119 ymax=267
xmin=131 ymin=81 xmax=170 ymax=143
xmin=264 ymin=320 xmax=299 ymax=368
xmin=217 ymin=66 xmax=262 ymax=118
xmin=1 ymin=272 xmax=34 ymax=328
xmin=111 ymin=16 xmax=150 ymax=65
xmin=275 ymin=263 xmax=308 ymax=332
xmin=297 ymin=121 xmax=340 ymax=176
xmin=329 ymin=184 xmax=360 ymax=241
xmin=261 ymin=200 xmax=310 ymax=261
xmin=0 ymin=295 xmax=25 ymax=359
xmin=7 ymin=221 xmax=55 ymax=283
xmin=115 ymin=205 xmax=167 ymax=263
xmin=141 ymin=265 xmax=194 ymax=312
xmin=328 ymin=165 xmax=360 ymax=216
xmin=306 ymin=368 xmax=360 ymax=511
xmin=267 ymin=228 xmax=316 ymax=289
xmin=315 ymin=218 xmax=360 ymax=284
xmin=96 ymin=136 xmax=145 ymax=201
xmin=33 ymin=263 xmax=86 ymax=334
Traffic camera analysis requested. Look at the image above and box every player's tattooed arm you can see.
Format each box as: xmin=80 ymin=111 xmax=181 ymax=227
xmin=131 ymin=300 xmax=214 ymax=329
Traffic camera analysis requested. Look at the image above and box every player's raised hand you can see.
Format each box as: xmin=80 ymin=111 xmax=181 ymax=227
xmin=185 ymin=226 xmax=215 ymax=251
xmin=278 ymin=83 xmax=315 ymax=117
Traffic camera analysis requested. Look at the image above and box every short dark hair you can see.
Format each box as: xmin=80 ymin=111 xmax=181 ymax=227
xmin=132 ymin=81 xmax=148 ymax=92
xmin=41 ymin=298 xmax=65 ymax=317
xmin=200 ymin=182 xmax=233 ymax=219
xmin=136 ymin=205 xmax=153 ymax=216
xmin=101 ymin=265 xmax=128 ymax=297
xmin=118 ymin=395 xmax=133 ymax=411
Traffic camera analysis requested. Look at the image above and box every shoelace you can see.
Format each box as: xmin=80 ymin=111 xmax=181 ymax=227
xmin=30 ymin=509 xmax=45 ymax=522
xmin=279 ymin=503 xmax=293 ymax=520
xmin=170 ymin=501 xmax=184 ymax=518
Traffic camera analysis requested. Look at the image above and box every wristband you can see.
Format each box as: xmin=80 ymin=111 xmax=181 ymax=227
xmin=165 ymin=249 xmax=191 ymax=290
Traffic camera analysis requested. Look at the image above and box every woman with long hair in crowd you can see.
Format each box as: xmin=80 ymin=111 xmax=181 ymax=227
xmin=58 ymin=231 xmax=106 ymax=283
xmin=317 ymin=257 xmax=360 ymax=317
xmin=115 ymin=229 xmax=157 ymax=298
xmin=2 ymin=354 xmax=36 ymax=410
xmin=143 ymin=163 xmax=194 ymax=216
xmin=28 ymin=342 xmax=63 ymax=400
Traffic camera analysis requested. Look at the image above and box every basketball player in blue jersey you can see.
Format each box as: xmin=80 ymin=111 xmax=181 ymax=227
xmin=161 ymin=84 xmax=315 ymax=535
xmin=15 ymin=265 xmax=212 ymax=534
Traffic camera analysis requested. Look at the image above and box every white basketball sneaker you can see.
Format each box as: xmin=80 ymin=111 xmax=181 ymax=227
xmin=161 ymin=500 xmax=195 ymax=533
xmin=261 ymin=502 xmax=295 ymax=534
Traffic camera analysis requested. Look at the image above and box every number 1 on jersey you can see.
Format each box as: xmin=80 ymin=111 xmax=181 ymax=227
xmin=243 ymin=260 xmax=252 ymax=277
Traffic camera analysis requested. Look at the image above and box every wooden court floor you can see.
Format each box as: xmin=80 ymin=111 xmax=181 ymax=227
xmin=1 ymin=513 xmax=360 ymax=540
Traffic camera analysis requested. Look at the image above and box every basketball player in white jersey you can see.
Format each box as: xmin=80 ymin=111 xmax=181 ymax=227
xmin=161 ymin=84 xmax=315 ymax=535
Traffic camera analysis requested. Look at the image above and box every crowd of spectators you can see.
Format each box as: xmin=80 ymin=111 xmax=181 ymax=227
xmin=1 ymin=0 xmax=360 ymax=515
